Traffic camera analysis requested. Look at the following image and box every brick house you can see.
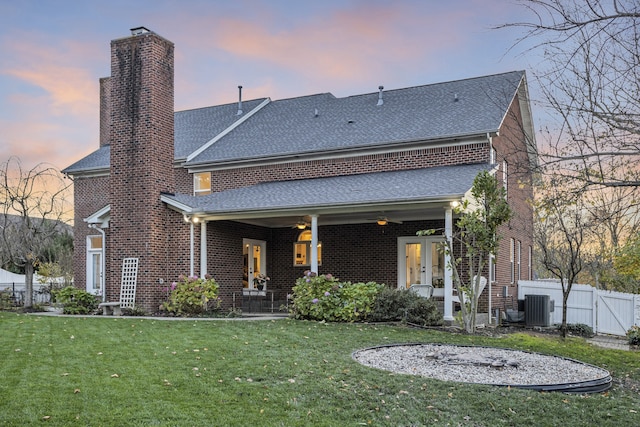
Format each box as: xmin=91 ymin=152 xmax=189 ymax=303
xmin=63 ymin=28 xmax=536 ymax=321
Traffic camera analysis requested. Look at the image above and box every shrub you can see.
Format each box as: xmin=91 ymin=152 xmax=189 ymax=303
xmin=627 ymin=325 xmax=640 ymax=346
xmin=122 ymin=306 xmax=148 ymax=316
xmin=0 ymin=289 xmax=14 ymax=310
xmin=290 ymin=271 xmax=383 ymax=322
xmin=162 ymin=274 xmax=220 ymax=316
xmin=52 ymin=286 xmax=98 ymax=314
xmin=370 ymin=286 xmax=443 ymax=326
xmin=560 ymin=323 xmax=595 ymax=338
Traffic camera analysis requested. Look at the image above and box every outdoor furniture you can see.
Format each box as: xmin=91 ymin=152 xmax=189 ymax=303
xmin=98 ymin=258 xmax=138 ymax=315
xmin=233 ymin=289 xmax=275 ymax=313
xmin=409 ymin=284 xmax=434 ymax=299
xmin=453 ymin=276 xmax=487 ymax=305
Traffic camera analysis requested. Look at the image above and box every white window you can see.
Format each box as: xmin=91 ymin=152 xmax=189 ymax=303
xmin=517 ymin=240 xmax=521 ymax=281
xmin=510 ymin=238 xmax=515 ymax=284
xmin=86 ymin=235 xmax=103 ymax=295
xmin=293 ymin=230 xmax=322 ymax=266
xmin=489 ymin=253 xmax=496 ymax=283
xmin=502 ymin=160 xmax=508 ymax=197
xmin=194 ymin=172 xmax=211 ymax=196
xmin=528 ymin=246 xmax=533 ymax=280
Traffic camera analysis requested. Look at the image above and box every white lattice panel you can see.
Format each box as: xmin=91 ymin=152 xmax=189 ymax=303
xmin=119 ymin=258 xmax=138 ymax=308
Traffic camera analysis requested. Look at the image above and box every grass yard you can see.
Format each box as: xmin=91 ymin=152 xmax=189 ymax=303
xmin=0 ymin=312 xmax=638 ymax=426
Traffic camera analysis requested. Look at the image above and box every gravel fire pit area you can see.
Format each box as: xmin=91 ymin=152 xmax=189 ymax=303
xmin=353 ymin=343 xmax=611 ymax=393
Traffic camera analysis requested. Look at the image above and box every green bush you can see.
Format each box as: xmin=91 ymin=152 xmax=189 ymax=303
xmin=52 ymin=286 xmax=98 ymax=314
xmin=162 ymin=274 xmax=220 ymax=316
xmin=290 ymin=271 xmax=383 ymax=322
xmin=369 ymin=286 xmax=443 ymax=326
xmin=627 ymin=325 xmax=640 ymax=346
xmin=0 ymin=289 xmax=14 ymax=310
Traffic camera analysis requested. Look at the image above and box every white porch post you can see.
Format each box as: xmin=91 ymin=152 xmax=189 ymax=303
xmin=189 ymin=222 xmax=194 ymax=277
xmin=200 ymin=221 xmax=207 ymax=278
xmin=444 ymin=207 xmax=454 ymax=321
xmin=310 ymin=215 xmax=319 ymax=273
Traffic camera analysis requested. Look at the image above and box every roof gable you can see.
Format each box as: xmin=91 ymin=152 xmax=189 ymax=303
xmin=63 ymin=71 xmax=527 ymax=175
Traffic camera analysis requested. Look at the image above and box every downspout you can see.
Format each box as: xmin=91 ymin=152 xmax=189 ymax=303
xmin=487 ymin=132 xmax=493 ymax=324
xmin=88 ymin=223 xmax=106 ymax=303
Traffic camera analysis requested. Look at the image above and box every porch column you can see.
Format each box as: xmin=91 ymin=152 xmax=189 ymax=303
xmin=444 ymin=207 xmax=454 ymax=321
xmin=310 ymin=215 xmax=319 ymax=273
xmin=200 ymin=221 xmax=207 ymax=278
xmin=189 ymin=221 xmax=194 ymax=277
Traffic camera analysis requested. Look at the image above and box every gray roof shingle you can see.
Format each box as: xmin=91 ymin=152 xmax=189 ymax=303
xmin=163 ymin=163 xmax=489 ymax=214
xmin=186 ymin=71 xmax=524 ymax=165
xmin=63 ymin=71 xmax=524 ymax=174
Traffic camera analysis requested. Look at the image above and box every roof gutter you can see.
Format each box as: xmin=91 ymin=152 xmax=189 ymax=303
xmin=186 ymin=131 xmax=497 ymax=171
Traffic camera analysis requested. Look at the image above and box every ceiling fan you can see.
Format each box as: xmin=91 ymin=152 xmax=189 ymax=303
xmin=368 ymin=216 xmax=402 ymax=226
xmin=291 ymin=217 xmax=309 ymax=230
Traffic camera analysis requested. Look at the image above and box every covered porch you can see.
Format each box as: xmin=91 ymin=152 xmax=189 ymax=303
xmin=161 ymin=164 xmax=491 ymax=321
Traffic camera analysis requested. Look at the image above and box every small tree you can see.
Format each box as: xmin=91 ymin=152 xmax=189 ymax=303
xmin=534 ymin=173 xmax=594 ymax=338
xmin=418 ymin=170 xmax=512 ymax=333
xmin=0 ymin=157 xmax=72 ymax=308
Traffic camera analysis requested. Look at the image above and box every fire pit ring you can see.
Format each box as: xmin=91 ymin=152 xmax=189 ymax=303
xmin=352 ymin=343 xmax=611 ymax=393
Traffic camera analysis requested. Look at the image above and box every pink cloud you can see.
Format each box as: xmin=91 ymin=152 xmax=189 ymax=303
xmin=1 ymin=37 xmax=98 ymax=117
xmin=171 ymin=2 xmax=475 ymax=102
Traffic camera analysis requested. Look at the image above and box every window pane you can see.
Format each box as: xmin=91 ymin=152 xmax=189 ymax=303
xmin=194 ymin=172 xmax=211 ymax=195
xmin=89 ymin=236 xmax=102 ymax=249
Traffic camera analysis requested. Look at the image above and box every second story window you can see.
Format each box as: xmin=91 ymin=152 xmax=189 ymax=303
xmin=194 ymin=172 xmax=211 ymax=196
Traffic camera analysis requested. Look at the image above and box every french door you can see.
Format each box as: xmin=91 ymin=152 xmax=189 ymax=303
xmin=243 ymin=239 xmax=266 ymax=290
xmin=397 ymin=236 xmax=445 ymax=290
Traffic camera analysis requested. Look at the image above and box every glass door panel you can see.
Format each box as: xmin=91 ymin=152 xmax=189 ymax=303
xmin=243 ymin=239 xmax=266 ymax=290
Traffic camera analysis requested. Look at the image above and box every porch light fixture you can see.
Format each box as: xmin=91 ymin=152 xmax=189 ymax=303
xmin=183 ymin=215 xmax=200 ymax=224
xmin=377 ymin=218 xmax=388 ymax=226
xmin=296 ymin=220 xmax=307 ymax=230
xmin=450 ymin=201 xmax=460 ymax=208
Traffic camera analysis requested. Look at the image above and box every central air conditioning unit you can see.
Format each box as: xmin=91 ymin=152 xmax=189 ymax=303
xmin=525 ymin=294 xmax=554 ymax=327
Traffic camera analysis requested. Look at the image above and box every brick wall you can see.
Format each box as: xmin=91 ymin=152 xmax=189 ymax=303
xmin=71 ymin=175 xmax=110 ymax=291
xmin=489 ymin=92 xmax=534 ymax=313
xmin=211 ymin=143 xmax=489 ymax=192
xmin=107 ymin=29 xmax=176 ymax=312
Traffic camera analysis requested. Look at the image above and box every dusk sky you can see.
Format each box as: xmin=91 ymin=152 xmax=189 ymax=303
xmin=0 ymin=0 xmax=542 ymax=172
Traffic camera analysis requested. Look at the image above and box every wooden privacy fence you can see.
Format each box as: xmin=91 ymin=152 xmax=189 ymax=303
xmin=518 ymin=280 xmax=640 ymax=336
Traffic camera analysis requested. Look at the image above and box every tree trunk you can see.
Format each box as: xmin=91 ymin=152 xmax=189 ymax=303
xmin=24 ymin=263 xmax=34 ymax=308
xmin=560 ymin=291 xmax=569 ymax=339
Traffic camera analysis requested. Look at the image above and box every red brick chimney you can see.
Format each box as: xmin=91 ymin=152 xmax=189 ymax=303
xmin=107 ymin=27 xmax=175 ymax=311
xmin=99 ymin=77 xmax=111 ymax=147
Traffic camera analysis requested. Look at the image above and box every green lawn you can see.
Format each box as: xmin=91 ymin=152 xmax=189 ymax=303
xmin=1 ymin=312 xmax=638 ymax=426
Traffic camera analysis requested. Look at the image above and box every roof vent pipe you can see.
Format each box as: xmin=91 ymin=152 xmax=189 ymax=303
xmin=237 ymin=85 xmax=243 ymax=115
xmin=377 ymin=86 xmax=384 ymax=106
xmin=454 ymin=93 xmax=459 ymax=102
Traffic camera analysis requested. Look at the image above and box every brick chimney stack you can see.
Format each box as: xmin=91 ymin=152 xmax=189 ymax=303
xmin=107 ymin=27 xmax=175 ymax=310
xmin=99 ymin=77 xmax=111 ymax=147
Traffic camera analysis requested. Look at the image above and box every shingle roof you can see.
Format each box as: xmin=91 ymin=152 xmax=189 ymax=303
xmin=163 ymin=163 xmax=489 ymax=215
xmin=186 ymin=71 xmax=524 ymax=166
xmin=62 ymin=145 xmax=110 ymax=174
xmin=63 ymin=71 xmax=525 ymax=174
xmin=174 ymin=98 xmax=268 ymax=159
